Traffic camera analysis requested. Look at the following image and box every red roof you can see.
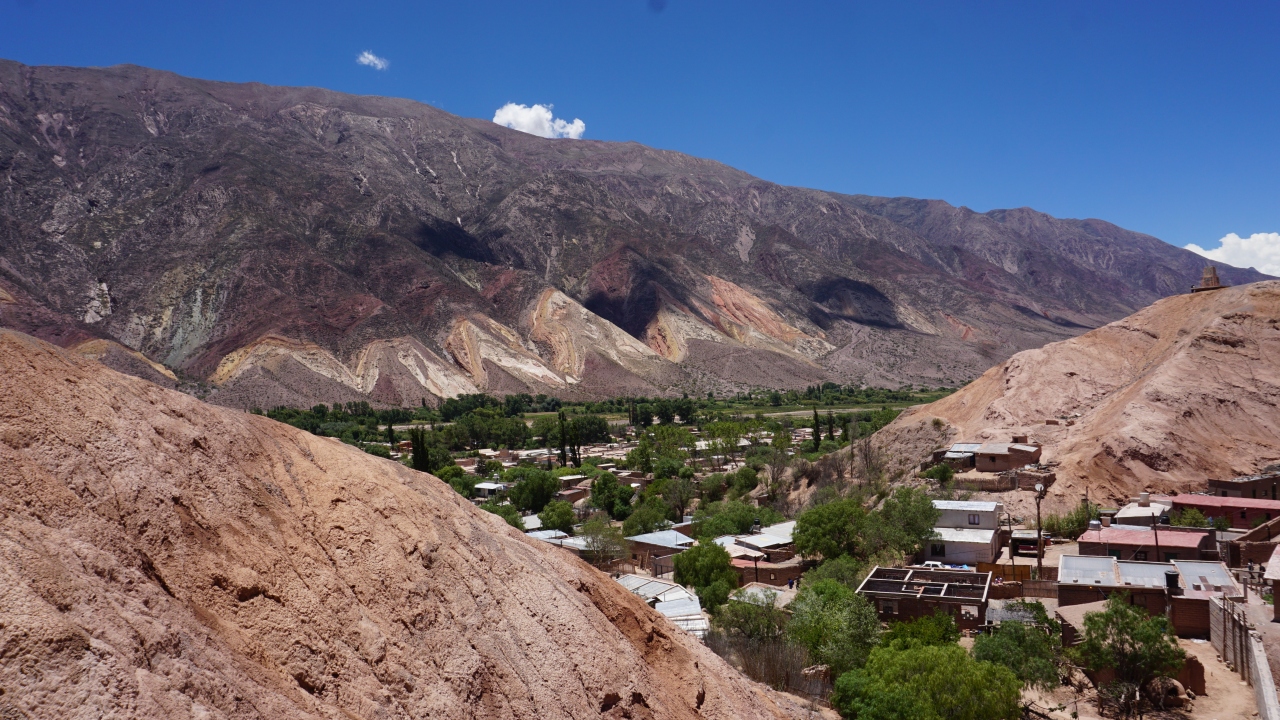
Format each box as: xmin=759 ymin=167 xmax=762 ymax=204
xmin=1159 ymin=495 xmax=1280 ymax=511
xmin=1077 ymin=527 xmax=1208 ymax=549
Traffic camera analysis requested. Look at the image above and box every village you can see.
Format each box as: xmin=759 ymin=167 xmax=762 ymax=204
xmin=378 ymin=416 xmax=1280 ymax=719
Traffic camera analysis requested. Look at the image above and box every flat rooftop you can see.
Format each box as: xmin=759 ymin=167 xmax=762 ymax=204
xmin=1077 ymin=527 xmax=1209 ymax=550
xmin=856 ymin=566 xmax=991 ymax=602
xmin=933 ymin=500 xmax=1001 ymax=512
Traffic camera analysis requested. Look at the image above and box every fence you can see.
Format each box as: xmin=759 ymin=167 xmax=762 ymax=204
xmin=1209 ymin=596 xmax=1280 ymax=720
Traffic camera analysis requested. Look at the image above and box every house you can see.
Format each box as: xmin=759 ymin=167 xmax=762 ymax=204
xmin=1208 ymin=468 xmax=1280 ymax=500
xmin=557 ymin=487 xmax=589 ymax=504
xmin=1168 ymin=560 xmax=1243 ymax=637
xmin=1056 ymin=555 xmax=1172 ymax=616
xmin=933 ymin=440 xmax=1041 ymax=472
xmin=626 ymin=530 xmax=696 ymax=571
xmin=856 ymin=566 xmax=992 ymax=630
xmin=615 ymin=574 xmax=709 ymax=637
xmin=1265 ymin=545 xmax=1280 ymax=622
xmin=1159 ymin=494 xmax=1280 ymax=529
xmin=730 ymin=557 xmax=805 ymax=587
xmin=557 ymin=474 xmax=587 ymax=489
xmin=924 ymin=527 xmax=1001 ymax=565
xmin=1076 ymin=522 xmax=1212 ymax=562
xmin=932 ymin=500 xmax=1003 ymax=530
xmin=1112 ymin=492 xmax=1173 ymax=526
xmin=473 ymin=481 xmax=506 ymax=499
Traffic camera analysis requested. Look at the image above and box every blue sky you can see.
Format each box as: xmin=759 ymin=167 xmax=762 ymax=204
xmin=4 ymin=1 xmax=1279 ymax=271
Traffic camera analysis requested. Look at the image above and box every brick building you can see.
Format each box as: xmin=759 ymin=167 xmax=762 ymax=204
xmin=1159 ymin=494 xmax=1280 ymax=529
xmin=1076 ymin=524 xmax=1212 ymax=562
xmin=1208 ymin=468 xmax=1280 ymax=500
xmin=933 ymin=441 xmax=1042 ymax=472
xmin=856 ymin=566 xmax=992 ymax=630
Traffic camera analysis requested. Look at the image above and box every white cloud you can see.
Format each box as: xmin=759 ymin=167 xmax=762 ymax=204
xmin=492 ymin=103 xmax=585 ymax=139
xmin=356 ymin=51 xmax=389 ymax=71
xmin=1185 ymin=233 xmax=1280 ymax=276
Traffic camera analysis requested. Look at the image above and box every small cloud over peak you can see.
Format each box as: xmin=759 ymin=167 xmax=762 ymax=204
xmin=356 ymin=51 xmax=389 ymax=71
xmin=492 ymin=103 xmax=585 ymax=139
xmin=1185 ymin=232 xmax=1280 ymax=276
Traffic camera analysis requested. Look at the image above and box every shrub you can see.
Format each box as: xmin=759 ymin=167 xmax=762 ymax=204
xmin=622 ymin=495 xmax=673 ymax=536
xmin=920 ymin=463 xmax=954 ymax=484
xmin=832 ymin=643 xmax=1021 ymax=720
xmin=972 ymin=620 xmax=1063 ymax=690
xmin=480 ymin=501 xmax=522 ymax=529
xmin=1039 ymin=500 xmax=1100 ymax=538
xmin=715 ymin=588 xmax=788 ymax=641
xmin=785 ymin=579 xmax=880 ymax=676
xmin=880 ymin=611 xmax=960 ymax=650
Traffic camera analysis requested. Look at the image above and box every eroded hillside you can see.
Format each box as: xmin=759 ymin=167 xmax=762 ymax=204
xmin=0 ymin=329 xmax=807 ymax=720
xmin=875 ymin=281 xmax=1280 ymax=507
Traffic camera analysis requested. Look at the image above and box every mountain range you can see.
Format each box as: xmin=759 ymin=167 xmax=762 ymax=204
xmin=0 ymin=60 xmax=1268 ymax=408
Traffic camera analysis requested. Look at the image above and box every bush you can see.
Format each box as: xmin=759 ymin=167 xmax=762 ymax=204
xmin=920 ymin=463 xmax=954 ymax=484
xmin=1169 ymin=507 xmax=1209 ymax=528
xmin=1039 ymin=500 xmax=1100 ymax=538
xmin=363 ymin=443 xmax=392 ymax=458
xmin=589 ymin=472 xmax=633 ymax=520
xmin=972 ymin=620 xmax=1063 ymax=690
xmin=480 ymin=501 xmax=522 ymax=529
xmin=785 ymin=579 xmax=881 ymax=676
xmin=880 ymin=611 xmax=960 ymax=650
xmin=715 ymin=588 xmax=788 ymax=641
xmin=832 ymin=643 xmax=1021 ymax=720
xmin=537 ymin=500 xmax=576 ymax=535
xmin=802 ymin=554 xmax=868 ymax=591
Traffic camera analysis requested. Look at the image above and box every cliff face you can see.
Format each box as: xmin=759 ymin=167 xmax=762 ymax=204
xmin=0 ymin=329 xmax=807 ymax=720
xmin=876 ymin=281 xmax=1280 ymax=506
xmin=0 ymin=60 xmax=1269 ymax=407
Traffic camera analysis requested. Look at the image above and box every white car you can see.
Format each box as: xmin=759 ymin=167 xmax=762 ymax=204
xmin=919 ymin=561 xmax=945 ymax=569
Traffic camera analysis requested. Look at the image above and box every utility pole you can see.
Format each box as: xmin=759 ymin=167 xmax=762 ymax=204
xmin=1007 ymin=512 xmax=1016 ymax=579
xmin=1035 ymin=483 xmax=1047 ymax=579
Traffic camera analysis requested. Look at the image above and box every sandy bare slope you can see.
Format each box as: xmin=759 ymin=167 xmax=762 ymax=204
xmin=876 ymin=281 xmax=1280 ymax=507
xmin=0 ymin=330 xmax=806 ymax=720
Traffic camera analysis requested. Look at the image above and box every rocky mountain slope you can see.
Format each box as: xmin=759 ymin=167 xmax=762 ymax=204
xmin=875 ymin=281 xmax=1280 ymax=508
xmin=0 ymin=60 xmax=1269 ymax=408
xmin=0 ymin=328 xmax=811 ymax=720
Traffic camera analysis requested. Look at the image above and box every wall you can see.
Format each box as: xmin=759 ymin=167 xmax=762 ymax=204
xmin=936 ymin=509 xmax=1001 ymax=530
xmin=1169 ymin=596 xmax=1211 ymax=637
xmin=1058 ymin=585 xmax=1165 ymax=614
xmin=926 ymin=536 xmax=1000 ymax=565
xmin=733 ymin=562 xmax=803 ymax=587
xmin=1209 ymin=596 xmax=1280 ymax=720
xmin=872 ymin=597 xmax=987 ymax=631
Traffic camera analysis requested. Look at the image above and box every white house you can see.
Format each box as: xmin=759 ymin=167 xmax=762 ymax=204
xmin=925 ymin=527 xmax=1000 ymax=565
xmin=932 ymin=500 xmax=1003 ymax=530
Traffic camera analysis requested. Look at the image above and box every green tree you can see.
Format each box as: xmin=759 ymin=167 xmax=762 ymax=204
xmin=831 ymin=643 xmax=1021 ymax=720
xmin=972 ymin=620 xmax=1063 ymax=690
xmin=580 ymin=513 xmax=627 ymax=568
xmin=624 ymin=436 xmax=654 ymax=474
xmin=623 ymin=495 xmax=673 ymax=536
xmin=861 ymin=487 xmax=940 ymax=558
xmin=1169 ymin=507 xmax=1209 ymax=528
xmin=662 ymin=477 xmax=697 ymax=520
xmin=794 ymin=498 xmax=867 ymax=561
xmin=672 ymin=542 xmax=738 ymax=611
xmin=507 ymin=470 xmax=561 ymax=513
xmin=714 ymin=588 xmax=788 ymax=641
xmin=786 ymin=579 xmax=881 ymax=676
xmin=881 ymin=611 xmax=960 ymax=649
xmin=1070 ymin=593 xmax=1185 ymax=709
xmin=409 ymin=427 xmax=454 ymax=473
xmin=694 ymin=500 xmax=784 ymax=539
xmin=480 ymin=501 xmax=522 ymax=529
xmin=589 ymin=472 xmax=634 ymax=520
xmin=802 ymin=554 xmax=868 ymax=591
xmin=537 ymin=500 xmax=576 ymax=535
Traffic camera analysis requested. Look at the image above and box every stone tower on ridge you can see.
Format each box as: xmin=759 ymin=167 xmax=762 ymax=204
xmin=1191 ymin=265 xmax=1226 ymax=293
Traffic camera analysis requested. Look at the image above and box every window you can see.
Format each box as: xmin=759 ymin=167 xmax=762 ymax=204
xmin=1164 ymin=552 xmax=1178 ymax=561
xmin=880 ymin=600 xmax=897 ymax=615
xmin=1108 ymin=550 xmax=1122 ymax=558
xmin=1241 ymin=510 xmax=1248 ymax=519
xmin=931 ymin=543 xmax=946 ymax=557
xmin=968 ymin=514 xmax=981 ymax=526
xmin=1252 ymin=489 xmax=1258 ymax=499
xmin=1134 ymin=551 xmax=1148 ymax=561
xmin=1221 ymin=491 xmax=1228 ymax=497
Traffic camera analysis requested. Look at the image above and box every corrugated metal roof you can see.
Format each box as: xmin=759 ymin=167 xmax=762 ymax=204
xmin=950 ymin=443 xmax=983 ymax=452
xmin=526 ymin=529 xmax=567 ymax=540
xmin=1077 ymin=527 xmax=1208 ymax=549
xmin=932 ymin=527 xmax=996 ymax=543
xmin=763 ymin=521 xmax=796 ymax=542
xmin=625 ymin=530 xmax=695 ymax=549
xmin=933 ymin=500 xmax=1000 ymax=512
xmin=1010 ymin=444 xmax=1040 ymax=452
xmin=738 ymin=533 xmax=791 ymax=549
xmin=655 ymin=597 xmax=702 ymax=618
xmin=944 ymin=451 xmax=975 ymax=459
xmin=1117 ymin=562 xmax=1172 ymax=588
